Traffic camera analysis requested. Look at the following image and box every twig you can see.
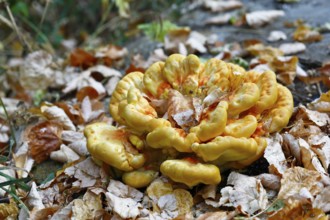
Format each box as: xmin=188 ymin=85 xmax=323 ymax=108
xmin=2 ymin=0 xmax=32 ymax=51
xmin=39 ymin=0 xmax=51 ymax=27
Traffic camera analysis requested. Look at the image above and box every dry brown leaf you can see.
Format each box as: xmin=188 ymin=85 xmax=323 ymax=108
xmin=282 ymin=133 xmax=302 ymax=165
xmin=245 ymin=10 xmax=285 ymax=27
xmin=41 ymin=105 xmax=76 ymax=131
xmin=27 ymin=121 xmax=62 ymax=163
xmin=272 ymin=56 xmax=298 ymax=85
xmin=204 ymin=0 xmax=243 ymax=12
xmin=196 ymin=211 xmax=237 ymax=220
xmin=95 ymin=44 xmax=128 ymax=60
xmin=293 ymin=25 xmax=323 ymax=43
xmin=29 ymin=206 xmax=59 ymax=220
xmin=298 ymin=138 xmax=326 ymax=174
xmin=277 ymin=167 xmax=322 ymax=200
xmin=267 ymin=30 xmax=287 ymax=42
xmin=264 ymin=134 xmax=288 ymax=175
xmin=71 ymin=191 xmax=103 ymax=219
xmin=69 ymin=48 xmax=97 ymax=69
xmin=269 ymin=198 xmax=327 ymax=220
xmin=279 ymin=42 xmax=306 ymax=55
xmin=308 ymin=90 xmax=330 ymax=113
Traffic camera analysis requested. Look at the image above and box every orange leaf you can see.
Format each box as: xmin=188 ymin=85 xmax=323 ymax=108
xmin=69 ymin=48 xmax=97 ymax=69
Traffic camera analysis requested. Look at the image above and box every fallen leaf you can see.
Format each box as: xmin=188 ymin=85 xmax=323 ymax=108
xmin=186 ymin=31 xmax=207 ymax=53
xmin=313 ymin=186 xmax=330 ymax=212
xmin=293 ymin=25 xmax=323 ymax=43
xmin=81 ymin=96 xmax=104 ymax=123
xmin=26 ymin=182 xmax=45 ymax=210
xmin=196 ymin=210 xmax=237 ymax=220
xmin=277 ymin=167 xmax=322 ymax=200
xmin=50 ymin=144 xmax=80 ymax=163
xmin=245 ymin=10 xmax=285 ymax=27
xmin=107 ymin=179 xmax=144 ymax=202
xmin=264 ymin=133 xmax=288 ymax=175
xmin=219 ymin=172 xmax=268 ymax=215
xmin=255 ymin=173 xmax=281 ymax=190
xmin=269 ymin=198 xmax=327 ymax=220
xmin=279 ymin=42 xmax=306 ymax=55
xmin=205 ymin=14 xmax=231 ymax=25
xmin=267 ymin=30 xmax=287 ymax=42
xmin=95 ymin=44 xmax=128 ymax=60
xmin=64 ymin=157 xmax=101 ymax=188
xmin=299 ymin=138 xmax=326 ymax=174
xmin=41 ymin=105 xmax=76 ymax=131
xmin=204 ymin=0 xmax=243 ymax=12
xmin=105 ymin=192 xmax=142 ymax=219
xmin=19 ymin=50 xmax=56 ymax=90
xmin=13 ymin=142 xmax=34 ymax=178
xmin=295 ymin=105 xmax=330 ymax=127
xmin=0 ymin=165 xmax=15 ymax=197
xmin=71 ymin=191 xmax=103 ymax=219
xmin=27 ymin=121 xmax=62 ymax=163
xmin=69 ymin=48 xmax=97 ymax=69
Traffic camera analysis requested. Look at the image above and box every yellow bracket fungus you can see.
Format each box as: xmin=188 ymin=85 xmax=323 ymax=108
xmin=85 ymin=54 xmax=294 ymax=187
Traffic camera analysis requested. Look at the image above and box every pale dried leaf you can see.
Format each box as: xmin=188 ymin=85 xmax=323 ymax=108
xmin=19 ymin=50 xmax=55 ymax=90
xmin=267 ymin=30 xmax=287 ymax=42
xmin=313 ymin=186 xmax=330 ymax=212
xmin=279 ymin=42 xmax=306 ymax=55
xmin=245 ymin=10 xmax=285 ymax=27
xmin=71 ymin=191 xmax=103 ymax=220
xmin=0 ymin=98 xmax=20 ymax=116
xmin=264 ymin=133 xmax=288 ymax=175
xmin=219 ymin=172 xmax=268 ymax=215
xmin=107 ymin=179 xmax=143 ymax=202
xmin=105 ymin=192 xmax=142 ymax=219
xmin=105 ymin=76 xmax=121 ymax=95
xmin=278 ymin=167 xmax=322 ymax=200
xmin=62 ymin=65 xmax=113 ymax=95
xmin=41 ymin=105 xmax=76 ymax=131
xmin=68 ymin=140 xmax=88 ymax=156
xmin=186 ymin=31 xmax=207 ymax=53
xmin=308 ymin=135 xmax=330 ymax=170
xmin=64 ymin=157 xmax=101 ymax=188
xmin=282 ymin=133 xmax=301 ymax=164
xmin=51 ymin=202 xmax=73 ymax=220
xmin=299 ymin=138 xmax=326 ymax=174
xmin=296 ymin=64 xmax=308 ymax=77
xmin=61 ymin=130 xmax=84 ymax=142
xmin=205 ymin=14 xmax=231 ymax=25
xmin=204 ymin=0 xmax=243 ymax=12
xmin=296 ymin=105 xmax=330 ymax=127
xmin=95 ymin=45 xmax=128 ymax=60
xmin=196 ymin=211 xmax=237 ymax=220
xmin=27 ymin=182 xmax=45 ymax=210
xmin=50 ymin=144 xmax=80 ymax=163
xmin=255 ymin=173 xmax=281 ymax=190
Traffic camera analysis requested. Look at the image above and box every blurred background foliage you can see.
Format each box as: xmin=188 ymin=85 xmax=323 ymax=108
xmin=0 ymin=0 xmax=186 ymax=59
